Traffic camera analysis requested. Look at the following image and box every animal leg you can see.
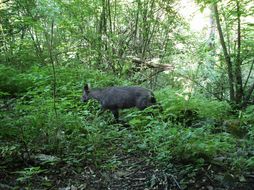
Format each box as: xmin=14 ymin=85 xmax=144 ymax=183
xmin=111 ymin=109 xmax=119 ymax=122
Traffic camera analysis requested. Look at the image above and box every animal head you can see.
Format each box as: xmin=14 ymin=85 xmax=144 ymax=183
xmin=82 ymin=84 xmax=90 ymax=102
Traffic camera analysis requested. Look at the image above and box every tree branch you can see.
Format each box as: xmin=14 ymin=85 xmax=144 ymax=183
xmin=243 ymin=59 xmax=254 ymax=90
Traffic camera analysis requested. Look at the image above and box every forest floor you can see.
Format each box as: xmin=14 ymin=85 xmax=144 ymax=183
xmin=0 ymin=93 xmax=254 ymax=190
xmin=0 ymin=153 xmax=218 ymax=190
xmin=2 ymin=135 xmax=254 ymax=190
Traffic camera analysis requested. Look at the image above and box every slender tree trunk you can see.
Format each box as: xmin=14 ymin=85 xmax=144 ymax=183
xmin=28 ymin=28 xmax=45 ymax=64
xmin=106 ymin=0 xmax=116 ymax=72
xmin=242 ymin=59 xmax=254 ymax=107
xmin=235 ymin=0 xmax=243 ymax=105
xmin=243 ymin=59 xmax=254 ymax=89
xmin=50 ymin=21 xmax=57 ymax=117
xmin=133 ymin=0 xmax=141 ymax=56
xmin=113 ymin=0 xmax=116 ymax=32
xmin=208 ymin=5 xmax=215 ymax=49
xmin=141 ymin=0 xmax=155 ymax=59
xmin=141 ymin=1 xmax=148 ymax=57
xmin=0 ymin=25 xmax=9 ymax=63
xmin=214 ymin=3 xmax=235 ymax=102
xmin=107 ymin=0 xmax=112 ymax=34
xmin=97 ymin=1 xmax=105 ymax=66
xmin=45 ymin=20 xmax=57 ymax=117
xmin=207 ymin=5 xmax=216 ymax=69
xmin=243 ymin=81 xmax=254 ymax=107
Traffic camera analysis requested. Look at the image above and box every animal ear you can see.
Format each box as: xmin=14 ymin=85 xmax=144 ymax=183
xmin=84 ymin=84 xmax=90 ymax=92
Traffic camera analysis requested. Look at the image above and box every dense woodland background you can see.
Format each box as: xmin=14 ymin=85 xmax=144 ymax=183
xmin=1 ymin=0 xmax=254 ymax=189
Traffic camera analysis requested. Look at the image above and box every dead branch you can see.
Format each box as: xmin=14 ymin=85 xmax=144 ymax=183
xmin=127 ymin=56 xmax=175 ymax=72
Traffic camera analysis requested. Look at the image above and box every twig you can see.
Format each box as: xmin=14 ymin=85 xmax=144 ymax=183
xmin=168 ymin=174 xmax=182 ymax=190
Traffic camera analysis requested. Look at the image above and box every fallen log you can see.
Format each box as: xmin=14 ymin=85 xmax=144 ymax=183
xmin=127 ymin=56 xmax=175 ymax=72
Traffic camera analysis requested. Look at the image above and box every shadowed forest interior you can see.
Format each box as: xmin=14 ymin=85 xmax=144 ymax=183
xmin=1 ymin=0 xmax=254 ymax=189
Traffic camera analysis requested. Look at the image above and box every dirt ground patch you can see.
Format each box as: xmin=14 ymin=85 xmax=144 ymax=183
xmin=1 ymin=153 xmax=254 ymax=190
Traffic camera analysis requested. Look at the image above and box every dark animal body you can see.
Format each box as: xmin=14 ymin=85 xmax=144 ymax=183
xmin=82 ymin=84 xmax=156 ymax=121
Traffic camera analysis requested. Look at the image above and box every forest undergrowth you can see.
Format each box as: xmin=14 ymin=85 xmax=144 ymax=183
xmin=1 ymin=65 xmax=254 ymax=190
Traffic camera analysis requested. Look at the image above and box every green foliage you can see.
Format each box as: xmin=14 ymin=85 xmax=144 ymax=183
xmin=1 ymin=63 xmax=254 ymax=189
xmin=0 ymin=65 xmax=33 ymax=97
xmin=1 ymin=0 xmax=254 ymax=188
xmin=15 ymin=166 xmax=46 ymax=182
xmin=156 ymin=87 xmax=231 ymax=123
xmin=144 ymin=126 xmax=236 ymax=164
xmin=246 ymin=157 xmax=254 ymax=169
xmin=243 ymin=105 xmax=254 ymax=123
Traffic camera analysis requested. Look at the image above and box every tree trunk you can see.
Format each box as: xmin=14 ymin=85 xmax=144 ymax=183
xmin=235 ymin=0 xmax=243 ymax=105
xmin=208 ymin=5 xmax=216 ymax=68
xmin=213 ymin=3 xmax=235 ymax=102
xmin=44 ymin=20 xmax=57 ymax=117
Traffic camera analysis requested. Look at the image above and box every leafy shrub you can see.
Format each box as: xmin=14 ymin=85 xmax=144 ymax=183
xmin=141 ymin=124 xmax=236 ymax=165
xmin=243 ymin=105 xmax=254 ymax=123
xmin=156 ymin=87 xmax=231 ymax=124
xmin=0 ymin=65 xmax=33 ymax=97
